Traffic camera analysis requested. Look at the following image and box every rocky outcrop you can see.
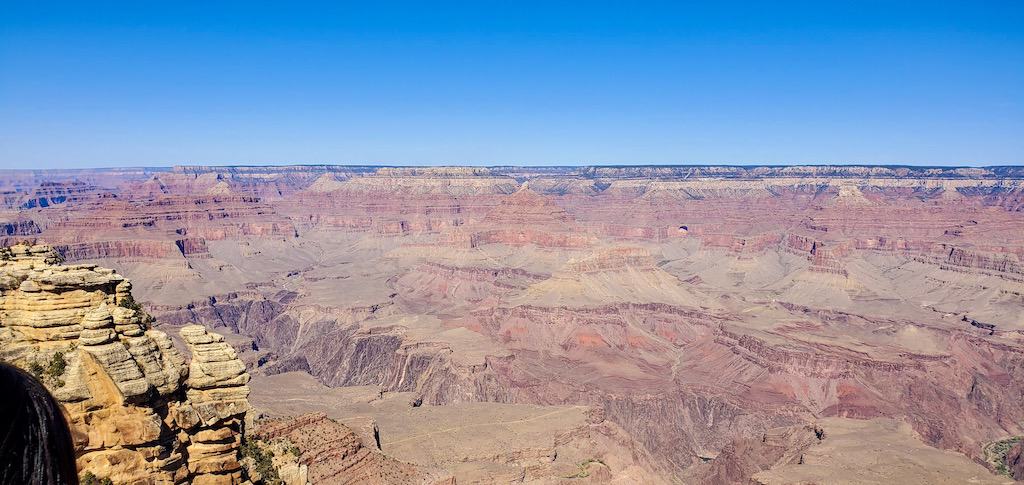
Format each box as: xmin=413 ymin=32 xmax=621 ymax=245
xmin=1008 ymin=440 xmax=1024 ymax=480
xmin=944 ymin=247 xmax=1023 ymax=276
xmin=252 ymin=413 xmax=454 ymax=484
xmin=464 ymin=187 xmax=594 ymax=248
xmin=179 ymin=324 xmax=251 ymax=484
xmin=686 ymin=423 xmax=819 ymax=484
xmin=29 ymin=190 xmax=297 ymax=264
xmin=175 ymin=236 xmax=212 ymax=258
xmin=10 ymin=181 xmax=104 ymax=210
xmin=0 ymin=217 xmax=40 ymax=237
xmin=702 ymin=233 xmax=784 ymax=254
xmin=55 ymin=240 xmax=186 ymax=261
xmin=0 ymin=244 xmax=251 ymax=484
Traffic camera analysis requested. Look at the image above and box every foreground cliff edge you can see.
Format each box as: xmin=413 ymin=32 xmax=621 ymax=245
xmin=0 ymin=243 xmax=251 ymax=483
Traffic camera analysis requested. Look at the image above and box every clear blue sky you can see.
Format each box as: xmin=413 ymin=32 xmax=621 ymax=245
xmin=1 ymin=1 xmax=1022 ymax=168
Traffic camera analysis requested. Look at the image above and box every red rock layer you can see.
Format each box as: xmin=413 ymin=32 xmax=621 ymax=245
xmin=253 ymin=413 xmax=454 ymax=484
xmin=26 ymin=189 xmax=296 ymax=261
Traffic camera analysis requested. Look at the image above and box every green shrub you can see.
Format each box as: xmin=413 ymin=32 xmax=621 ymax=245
xmin=27 ymin=361 xmax=45 ymax=377
xmin=241 ymin=438 xmax=280 ymax=483
xmin=562 ymin=459 xmax=607 ymax=479
xmin=118 ymin=294 xmax=143 ymax=311
xmin=80 ymin=471 xmax=114 ymax=485
xmin=47 ymin=351 xmax=67 ymax=379
xmin=118 ymin=295 xmax=156 ymax=326
xmin=25 ymin=352 xmax=68 ymax=387
xmin=991 ymin=437 xmax=1022 ymax=477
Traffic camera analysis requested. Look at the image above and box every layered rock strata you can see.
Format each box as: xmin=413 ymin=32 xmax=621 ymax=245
xmin=6 ymin=165 xmax=1024 ymax=483
xmin=0 ymin=244 xmax=251 ymax=484
xmin=252 ymin=413 xmax=455 ymax=484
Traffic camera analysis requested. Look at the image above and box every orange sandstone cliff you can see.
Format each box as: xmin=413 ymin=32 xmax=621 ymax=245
xmin=0 ymin=244 xmax=250 ymax=484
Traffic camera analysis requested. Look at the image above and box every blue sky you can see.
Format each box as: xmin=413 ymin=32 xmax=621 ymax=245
xmin=1 ymin=1 xmax=1022 ymax=168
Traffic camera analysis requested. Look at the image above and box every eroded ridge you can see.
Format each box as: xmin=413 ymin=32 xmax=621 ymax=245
xmin=0 ymin=244 xmax=250 ymax=484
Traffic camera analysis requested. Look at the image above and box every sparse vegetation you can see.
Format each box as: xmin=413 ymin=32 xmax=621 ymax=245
xmin=985 ymin=436 xmax=1022 ymax=477
xmin=27 ymin=351 xmax=68 ymax=387
xmin=80 ymin=471 xmax=114 ymax=485
xmin=118 ymin=294 xmax=156 ymax=326
xmin=48 ymin=351 xmax=67 ymax=378
xmin=118 ymin=293 xmax=143 ymax=311
xmin=562 ymin=458 xmax=607 ymax=479
xmin=28 ymin=360 xmax=45 ymax=377
xmin=240 ymin=437 xmax=281 ymax=484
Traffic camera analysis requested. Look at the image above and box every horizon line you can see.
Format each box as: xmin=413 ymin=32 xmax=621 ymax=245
xmin=4 ymin=162 xmax=1024 ymax=172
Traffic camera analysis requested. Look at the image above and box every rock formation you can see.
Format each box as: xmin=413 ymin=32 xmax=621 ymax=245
xmin=1008 ymin=440 xmax=1024 ymax=480
xmin=0 ymin=244 xmax=250 ymax=484
xmin=251 ymin=413 xmax=454 ymax=484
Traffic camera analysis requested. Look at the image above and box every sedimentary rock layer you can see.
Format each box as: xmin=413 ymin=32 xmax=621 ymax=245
xmin=253 ymin=413 xmax=454 ymax=484
xmin=0 ymin=244 xmax=250 ymax=484
xmin=4 ymin=165 xmax=1024 ymax=483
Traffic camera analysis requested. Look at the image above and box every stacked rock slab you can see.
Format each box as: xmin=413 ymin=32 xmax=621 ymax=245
xmin=179 ymin=324 xmax=251 ymax=484
xmin=0 ymin=244 xmax=251 ymax=484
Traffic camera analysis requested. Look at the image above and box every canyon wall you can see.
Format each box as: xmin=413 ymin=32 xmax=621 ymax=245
xmin=3 ymin=165 xmax=1023 ymax=483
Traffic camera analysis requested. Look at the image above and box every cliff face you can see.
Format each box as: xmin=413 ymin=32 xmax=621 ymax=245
xmin=1008 ymin=441 xmax=1024 ymax=481
xmin=252 ymin=413 xmax=454 ymax=484
xmin=0 ymin=244 xmax=251 ymax=484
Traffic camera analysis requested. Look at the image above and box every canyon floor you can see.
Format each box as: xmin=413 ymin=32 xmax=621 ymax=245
xmin=3 ymin=165 xmax=1023 ymax=483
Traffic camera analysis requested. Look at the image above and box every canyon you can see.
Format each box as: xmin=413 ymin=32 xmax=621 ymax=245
xmin=2 ymin=164 xmax=1023 ymax=483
